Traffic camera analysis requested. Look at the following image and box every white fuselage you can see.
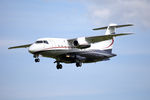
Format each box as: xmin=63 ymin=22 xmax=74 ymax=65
xmin=28 ymin=37 xmax=113 ymax=57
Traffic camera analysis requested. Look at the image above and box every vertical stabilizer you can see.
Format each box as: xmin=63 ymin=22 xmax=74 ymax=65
xmin=105 ymin=24 xmax=117 ymax=35
xmin=103 ymin=24 xmax=117 ymax=52
xmin=92 ymin=24 xmax=133 ymax=53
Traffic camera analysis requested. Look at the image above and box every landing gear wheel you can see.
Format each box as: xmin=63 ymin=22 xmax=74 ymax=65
xmin=54 ymin=61 xmax=63 ymax=69
xmin=35 ymin=58 xmax=40 ymax=62
xmin=56 ymin=64 xmax=63 ymax=69
xmin=76 ymin=62 xmax=82 ymax=67
xmin=34 ymin=54 xmax=40 ymax=63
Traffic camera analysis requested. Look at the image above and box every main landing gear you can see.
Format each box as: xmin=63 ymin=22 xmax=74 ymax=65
xmin=76 ymin=62 xmax=82 ymax=67
xmin=76 ymin=60 xmax=82 ymax=67
xmin=34 ymin=54 xmax=40 ymax=63
xmin=54 ymin=60 xmax=82 ymax=69
xmin=54 ymin=61 xmax=63 ymax=69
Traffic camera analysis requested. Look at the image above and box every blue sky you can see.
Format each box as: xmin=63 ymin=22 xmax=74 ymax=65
xmin=0 ymin=0 xmax=150 ymax=100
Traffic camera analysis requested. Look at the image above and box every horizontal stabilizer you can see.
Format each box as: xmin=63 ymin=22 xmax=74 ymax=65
xmin=93 ymin=24 xmax=133 ymax=30
xmin=8 ymin=44 xmax=32 ymax=49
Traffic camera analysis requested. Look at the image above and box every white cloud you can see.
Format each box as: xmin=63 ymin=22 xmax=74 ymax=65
xmin=88 ymin=7 xmax=111 ymax=24
xmin=82 ymin=0 xmax=150 ymax=27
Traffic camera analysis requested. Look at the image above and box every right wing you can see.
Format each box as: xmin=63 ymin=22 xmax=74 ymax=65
xmin=8 ymin=44 xmax=32 ymax=49
xmin=68 ymin=33 xmax=133 ymax=45
xmin=85 ymin=33 xmax=133 ymax=43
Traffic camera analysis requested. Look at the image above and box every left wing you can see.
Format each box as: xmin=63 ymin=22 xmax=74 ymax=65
xmin=8 ymin=44 xmax=32 ymax=49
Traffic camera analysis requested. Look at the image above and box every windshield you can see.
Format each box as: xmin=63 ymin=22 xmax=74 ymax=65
xmin=43 ymin=40 xmax=48 ymax=44
xmin=35 ymin=40 xmax=49 ymax=44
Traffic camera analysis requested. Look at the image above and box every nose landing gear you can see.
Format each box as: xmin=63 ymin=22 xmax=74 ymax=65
xmin=34 ymin=54 xmax=40 ymax=63
xmin=35 ymin=58 xmax=40 ymax=62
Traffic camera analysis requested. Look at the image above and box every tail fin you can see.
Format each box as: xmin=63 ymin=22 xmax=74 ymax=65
xmin=105 ymin=24 xmax=117 ymax=35
xmin=93 ymin=24 xmax=133 ymax=53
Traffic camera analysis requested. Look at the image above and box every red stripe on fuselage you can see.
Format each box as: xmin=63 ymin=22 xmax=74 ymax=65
xmin=106 ymin=38 xmax=114 ymax=48
xmin=44 ymin=46 xmax=71 ymax=50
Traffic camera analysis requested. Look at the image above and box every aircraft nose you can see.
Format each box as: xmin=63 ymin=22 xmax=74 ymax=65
xmin=28 ymin=44 xmax=37 ymax=53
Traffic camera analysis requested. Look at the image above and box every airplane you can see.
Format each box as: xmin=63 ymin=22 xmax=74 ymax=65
xmin=8 ymin=24 xmax=133 ymax=69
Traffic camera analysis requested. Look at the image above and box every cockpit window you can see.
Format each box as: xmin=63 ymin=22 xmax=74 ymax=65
xmin=35 ymin=40 xmax=49 ymax=44
xmin=43 ymin=40 xmax=48 ymax=44
xmin=35 ymin=41 xmax=43 ymax=43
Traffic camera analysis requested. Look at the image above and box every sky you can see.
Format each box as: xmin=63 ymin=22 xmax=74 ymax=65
xmin=0 ymin=0 xmax=150 ymax=100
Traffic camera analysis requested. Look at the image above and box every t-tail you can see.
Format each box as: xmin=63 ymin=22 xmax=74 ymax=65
xmin=93 ymin=24 xmax=133 ymax=53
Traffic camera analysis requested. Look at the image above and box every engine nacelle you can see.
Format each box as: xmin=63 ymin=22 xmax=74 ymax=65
xmin=73 ymin=37 xmax=91 ymax=49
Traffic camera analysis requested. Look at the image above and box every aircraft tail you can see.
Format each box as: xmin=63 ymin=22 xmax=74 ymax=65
xmin=93 ymin=24 xmax=133 ymax=53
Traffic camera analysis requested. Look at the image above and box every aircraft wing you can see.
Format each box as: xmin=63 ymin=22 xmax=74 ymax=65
xmin=85 ymin=33 xmax=133 ymax=43
xmin=8 ymin=44 xmax=32 ymax=49
xmin=68 ymin=33 xmax=133 ymax=45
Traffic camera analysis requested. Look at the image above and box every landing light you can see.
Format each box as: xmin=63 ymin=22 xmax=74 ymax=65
xmin=66 ymin=55 xmax=70 ymax=58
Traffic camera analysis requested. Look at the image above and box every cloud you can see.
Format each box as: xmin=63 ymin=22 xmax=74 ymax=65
xmin=88 ymin=7 xmax=111 ymax=22
xmin=82 ymin=0 xmax=150 ymax=27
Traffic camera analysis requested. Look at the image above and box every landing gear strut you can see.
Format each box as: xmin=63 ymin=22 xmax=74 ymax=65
xmin=76 ymin=61 xmax=82 ymax=67
xmin=54 ymin=61 xmax=63 ymax=69
xmin=75 ymin=55 xmax=83 ymax=67
xmin=34 ymin=54 xmax=40 ymax=63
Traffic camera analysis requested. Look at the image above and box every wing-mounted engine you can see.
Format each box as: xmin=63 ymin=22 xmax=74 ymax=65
xmin=73 ymin=37 xmax=91 ymax=49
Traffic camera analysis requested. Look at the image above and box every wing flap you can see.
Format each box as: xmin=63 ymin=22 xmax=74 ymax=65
xmin=8 ymin=44 xmax=32 ymax=49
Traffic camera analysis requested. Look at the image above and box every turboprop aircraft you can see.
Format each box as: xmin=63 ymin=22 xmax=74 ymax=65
xmin=8 ymin=24 xmax=133 ymax=69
